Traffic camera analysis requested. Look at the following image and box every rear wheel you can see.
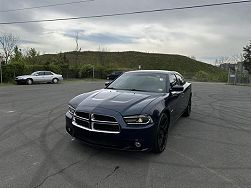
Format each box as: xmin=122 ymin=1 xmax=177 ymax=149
xmin=152 ymin=113 xmax=169 ymax=153
xmin=26 ymin=79 xmax=33 ymax=85
xmin=183 ymin=97 xmax=191 ymax=117
xmin=52 ymin=78 xmax=59 ymax=84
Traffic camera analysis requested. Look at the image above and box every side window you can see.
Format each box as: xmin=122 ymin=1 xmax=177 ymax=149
xmin=37 ymin=72 xmax=44 ymax=76
xmin=169 ymin=74 xmax=177 ymax=86
xmin=176 ymin=74 xmax=185 ymax=85
xmin=45 ymin=72 xmax=53 ymax=75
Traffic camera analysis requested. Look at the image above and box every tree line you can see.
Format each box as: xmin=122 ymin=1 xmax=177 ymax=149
xmin=0 ymin=48 xmax=119 ymax=82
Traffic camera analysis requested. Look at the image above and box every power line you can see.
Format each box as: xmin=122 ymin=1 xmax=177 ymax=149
xmin=0 ymin=0 xmax=250 ymax=25
xmin=0 ymin=0 xmax=94 ymax=13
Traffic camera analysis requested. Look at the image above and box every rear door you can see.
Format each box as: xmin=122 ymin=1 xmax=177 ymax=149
xmin=44 ymin=71 xmax=54 ymax=82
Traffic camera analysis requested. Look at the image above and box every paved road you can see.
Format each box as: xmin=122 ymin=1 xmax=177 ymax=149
xmin=0 ymin=81 xmax=251 ymax=188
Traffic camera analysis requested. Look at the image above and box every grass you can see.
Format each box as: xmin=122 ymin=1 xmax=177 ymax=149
xmin=226 ymin=83 xmax=251 ymax=87
xmin=0 ymin=82 xmax=15 ymax=87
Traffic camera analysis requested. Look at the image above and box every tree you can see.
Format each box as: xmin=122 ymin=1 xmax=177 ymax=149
xmin=25 ymin=48 xmax=40 ymax=64
xmin=75 ymin=32 xmax=80 ymax=52
xmin=26 ymin=48 xmax=39 ymax=58
xmin=243 ymin=41 xmax=251 ymax=73
xmin=11 ymin=46 xmax=23 ymax=63
xmin=98 ymin=45 xmax=109 ymax=66
xmin=0 ymin=33 xmax=19 ymax=64
xmin=190 ymin=56 xmax=196 ymax=60
xmin=74 ymin=32 xmax=81 ymax=64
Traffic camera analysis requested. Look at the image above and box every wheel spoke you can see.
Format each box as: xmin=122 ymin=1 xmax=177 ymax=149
xmin=157 ymin=114 xmax=169 ymax=151
xmin=154 ymin=114 xmax=170 ymax=152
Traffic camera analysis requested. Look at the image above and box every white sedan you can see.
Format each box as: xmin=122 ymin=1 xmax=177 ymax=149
xmin=15 ymin=71 xmax=63 ymax=85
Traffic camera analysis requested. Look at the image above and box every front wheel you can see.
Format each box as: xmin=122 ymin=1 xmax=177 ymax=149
xmin=26 ymin=79 xmax=33 ymax=85
xmin=52 ymin=78 xmax=59 ymax=84
xmin=152 ymin=113 xmax=169 ymax=153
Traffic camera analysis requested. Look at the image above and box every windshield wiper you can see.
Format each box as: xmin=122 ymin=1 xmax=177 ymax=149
xmin=106 ymin=87 xmax=116 ymax=89
xmin=107 ymin=88 xmax=147 ymax=92
xmin=106 ymin=87 xmax=123 ymax=90
xmin=128 ymin=89 xmax=148 ymax=92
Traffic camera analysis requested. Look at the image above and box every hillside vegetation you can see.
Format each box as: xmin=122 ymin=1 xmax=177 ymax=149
xmin=2 ymin=50 xmax=227 ymax=82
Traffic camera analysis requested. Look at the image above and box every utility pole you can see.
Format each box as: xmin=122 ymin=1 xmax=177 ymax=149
xmin=0 ymin=54 xmax=2 ymax=84
xmin=0 ymin=63 xmax=2 ymax=84
xmin=92 ymin=66 xmax=95 ymax=79
xmin=227 ymin=68 xmax=230 ymax=84
xmin=234 ymin=66 xmax=237 ymax=85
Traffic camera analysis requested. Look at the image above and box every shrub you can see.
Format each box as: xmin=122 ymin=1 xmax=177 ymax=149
xmin=195 ymin=71 xmax=209 ymax=81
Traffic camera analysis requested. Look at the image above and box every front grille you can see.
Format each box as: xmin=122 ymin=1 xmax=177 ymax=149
xmin=73 ymin=111 xmax=120 ymax=133
xmin=75 ymin=118 xmax=90 ymax=129
xmin=92 ymin=114 xmax=117 ymax=123
xmin=93 ymin=123 xmax=120 ymax=132
xmin=75 ymin=111 xmax=89 ymax=120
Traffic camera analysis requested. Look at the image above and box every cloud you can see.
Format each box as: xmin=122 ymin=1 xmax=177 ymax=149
xmin=64 ymin=30 xmax=138 ymax=44
xmin=0 ymin=0 xmax=251 ymax=63
xmin=20 ymin=39 xmax=39 ymax=44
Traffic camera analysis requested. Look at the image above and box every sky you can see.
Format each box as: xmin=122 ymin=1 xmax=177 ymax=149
xmin=0 ymin=0 xmax=251 ymax=64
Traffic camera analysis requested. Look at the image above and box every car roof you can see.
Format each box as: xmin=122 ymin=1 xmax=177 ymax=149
xmin=33 ymin=71 xmax=53 ymax=73
xmin=126 ymin=70 xmax=180 ymax=75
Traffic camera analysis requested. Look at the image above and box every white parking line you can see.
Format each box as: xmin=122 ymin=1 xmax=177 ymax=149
xmin=0 ymin=110 xmax=16 ymax=113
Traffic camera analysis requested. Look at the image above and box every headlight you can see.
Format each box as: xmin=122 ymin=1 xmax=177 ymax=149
xmin=124 ymin=115 xmax=153 ymax=125
xmin=68 ymin=105 xmax=75 ymax=115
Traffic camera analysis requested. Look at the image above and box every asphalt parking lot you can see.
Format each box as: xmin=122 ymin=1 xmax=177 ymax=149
xmin=0 ymin=81 xmax=251 ymax=188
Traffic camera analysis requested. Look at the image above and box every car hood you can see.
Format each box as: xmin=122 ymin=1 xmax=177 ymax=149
xmin=76 ymin=89 xmax=163 ymax=116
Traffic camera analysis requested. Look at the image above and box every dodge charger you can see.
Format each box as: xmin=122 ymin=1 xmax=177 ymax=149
xmin=66 ymin=70 xmax=192 ymax=153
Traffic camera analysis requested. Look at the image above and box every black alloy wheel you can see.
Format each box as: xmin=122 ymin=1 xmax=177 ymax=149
xmin=153 ymin=113 xmax=169 ymax=153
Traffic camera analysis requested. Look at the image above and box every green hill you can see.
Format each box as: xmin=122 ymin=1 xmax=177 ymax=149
xmin=37 ymin=51 xmax=227 ymax=81
xmin=2 ymin=51 xmax=227 ymax=82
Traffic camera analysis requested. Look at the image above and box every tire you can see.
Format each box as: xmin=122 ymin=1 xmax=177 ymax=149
xmin=26 ymin=79 xmax=33 ymax=85
xmin=52 ymin=78 xmax=59 ymax=84
xmin=183 ymin=97 xmax=191 ymax=117
xmin=152 ymin=113 xmax=169 ymax=153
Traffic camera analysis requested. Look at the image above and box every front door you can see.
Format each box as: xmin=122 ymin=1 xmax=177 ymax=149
xmin=33 ymin=71 xmax=45 ymax=82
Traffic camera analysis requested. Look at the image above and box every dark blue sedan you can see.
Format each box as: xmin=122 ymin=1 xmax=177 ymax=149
xmin=66 ymin=70 xmax=192 ymax=153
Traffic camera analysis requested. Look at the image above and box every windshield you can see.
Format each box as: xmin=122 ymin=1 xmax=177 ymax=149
xmin=31 ymin=72 xmax=38 ymax=76
xmin=107 ymin=72 xmax=166 ymax=93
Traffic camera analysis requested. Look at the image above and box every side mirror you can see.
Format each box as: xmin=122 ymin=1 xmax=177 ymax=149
xmin=105 ymin=81 xmax=111 ymax=87
xmin=170 ymin=85 xmax=184 ymax=92
xmin=35 ymin=73 xmax=39 ymax=76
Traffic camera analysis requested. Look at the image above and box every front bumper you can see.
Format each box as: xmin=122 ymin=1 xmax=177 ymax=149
xmin=65 ymin=112 xmax=155 ymax=151
xmin=15 ymin=78 xmax=26 ymax=84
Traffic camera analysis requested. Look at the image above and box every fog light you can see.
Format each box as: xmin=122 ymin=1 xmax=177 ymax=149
xmin=135 ymin=141 xmax=141 ymax=148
